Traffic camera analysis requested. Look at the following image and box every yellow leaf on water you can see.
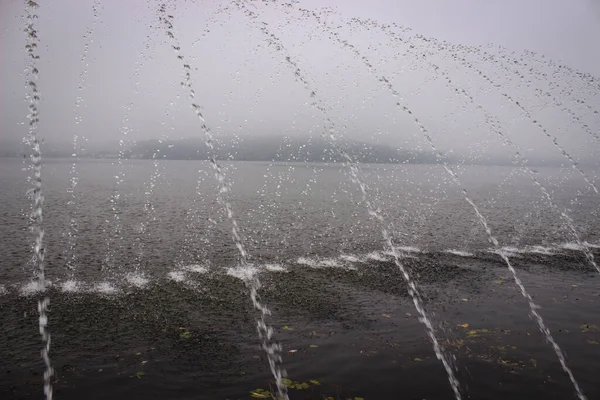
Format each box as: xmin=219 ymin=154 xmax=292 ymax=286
xmin=381 ymin=313 xmax=391 ymax=318
xmin=412 ymin=357 xmax=423 ymax=362
xmin=309 ymin=344 xmax=318 ymax=348
xmin=282 ymin=325 xmax=294 ymax=331
xmin=581 ymin=324 xmax=598 ymax=332
xmin=459 ymin=323 xmax=469 ymax=329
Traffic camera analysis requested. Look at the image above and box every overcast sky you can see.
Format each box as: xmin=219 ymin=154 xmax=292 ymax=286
xmin=1 ymin=0 xmax=599 ymax=162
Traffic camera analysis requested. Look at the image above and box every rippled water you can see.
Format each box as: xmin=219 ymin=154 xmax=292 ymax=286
xmin=1 ymin=158 xmax=600 ymax=399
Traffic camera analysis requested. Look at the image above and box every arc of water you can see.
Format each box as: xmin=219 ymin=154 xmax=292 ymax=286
xmin=104 ymin=15 xmax=156 ymax=279
xmin=295 ymin=11 xmax=588 ymax=399
xmin=23 ymin=1 xmax=53 ymax=399
xmin=156 ymin=4 xmax=288 ymax=399
xmin=236 ymin=2 xmax=462 ymax=399
xmin=65 ymin=0 xmax=102 ymax=284
xmin=489 ymin=45 xmax=600 ymax=107
xmin=470 ymin=48 xmax=600 ymax=145
xmin=421 ymin=40 xmax=600 ymax=198
xmin=353 ymin=23 xmax=600 ymax=274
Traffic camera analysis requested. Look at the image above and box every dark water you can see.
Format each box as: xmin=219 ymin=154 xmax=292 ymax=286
xmin=1 ymin=158 xmax=599 ymax=399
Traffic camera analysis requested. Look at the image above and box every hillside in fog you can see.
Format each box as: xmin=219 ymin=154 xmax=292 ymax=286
xmin=0 ymin=135 xmax=589 ymax=166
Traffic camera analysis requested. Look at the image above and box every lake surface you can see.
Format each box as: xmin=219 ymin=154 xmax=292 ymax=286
xmin=1 ymin=158 xmax=599 ymax=399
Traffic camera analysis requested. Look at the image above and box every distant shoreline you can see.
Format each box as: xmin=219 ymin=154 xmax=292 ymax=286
xmin=0 ymin=155 xmax=588 ymax=168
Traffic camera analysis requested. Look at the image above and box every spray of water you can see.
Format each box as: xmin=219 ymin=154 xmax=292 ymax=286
xmin=237 ymin=2 xmax=462 ymax=398
xmin=297 ymin=12 xmax=588 ymax=399
xmin=65 ymin=0 xmax=102 ymax=282
xmin=157 ymin=4 xmax=288 ymax=398
xmin=23 ymin=1 xmax=53 ymax=399
xmin=103 ymin=16 xmax=155 ymax=280
xmin=347 ymin=21 xmax=600 ymax=275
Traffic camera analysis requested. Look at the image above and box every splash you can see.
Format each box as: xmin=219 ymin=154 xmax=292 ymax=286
xmin=158 ymin=4 xmax=288 ymax=398
xmin=23 ymin=1 xmax=53 ymax=399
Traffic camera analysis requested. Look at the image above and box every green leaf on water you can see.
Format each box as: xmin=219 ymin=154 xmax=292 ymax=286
xmin=250 ymin=388 xmax=271 ymax=398
xmin=282 ymin=325 xmax=294 ymax=331
xmin=281 ymin=378 xmax=293 ymax=387
xmin=309 ymin=344 xmax=318 ymax=348
xmin=309 ymin=379 xmax=320 ymax=385
xmin=412 ymin=357 xmax=423 ymax=362
xmin=587 ymin=340 xmax=599 ymax=345
xmin=132 ymin=371 xmax=144 ymax=379
xmin=180 ymin=330 xmax=191 ymax=339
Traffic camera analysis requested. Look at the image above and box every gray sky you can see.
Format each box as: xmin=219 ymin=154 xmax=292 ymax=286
xmin=1 ymin=0 xmax=599 ymax=163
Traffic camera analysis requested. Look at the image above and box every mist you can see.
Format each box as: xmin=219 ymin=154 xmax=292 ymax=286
xmin=1 ymin=0 xmax=599 ymax=166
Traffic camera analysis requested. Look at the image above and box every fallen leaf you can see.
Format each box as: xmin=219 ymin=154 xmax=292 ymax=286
xmin=282 ymin=325 xmax=294 ymax=331
xmin=309 ymin=344 xmax=318 ymax=348
xmin=405 ymin=313 xmax=412 ymax=317
xmin=180 ymin=330 xmax=191 ymax=339
xmin=461 ymin=298 xmax=468 ymax=302
xmin=381 ymin=313 xmax=391 ymax=318
xmin=530 ymin=359 xmax=538 ymax=368
xmin=587 ymin=340 xmax=599 ymax=345
xmin=287 ymin=349 xmax=298 ymax=353
xmin=135 ymin=352 xmax=141 ymax=356
xmin=412 ymin=357 xmax=423 ymax=362
xmin=459 ymin=323 xmax=469 ymax=329
xmin=309 ymin=379 xmax=320 ymax=385
xmin=581 ymin=323 xmax=598 ymax=332
xmin=250 ymin=388 xmax=271 ymax=398
xmin=141 ymin=361 xmax=148 ymax=364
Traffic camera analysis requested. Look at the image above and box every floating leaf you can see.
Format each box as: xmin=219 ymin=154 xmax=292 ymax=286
xmin=287 ymin=349 xmax=298 ymax=353
xmin=381 ymin=313 xmax=391 ymax=318
xmin=412 ymin=357 xmax=423 ymax=362
xmin=282 ymin=325 xmax=294 ymax=331
xmin=309 ymin=379 xmax=320 ymax=385
xmin=309 ymin=344 xmax=319 ymax=348
xmin=461 ymin=298 xmax=469 ymax=302
xmin=180 ymin=330 xmax=191 ymax=339
xmin=530 ymin=358 xmax=538 ymax=368
xmin=281 ymin=378 xmax=293 ymax=387
xmin=458 ymin=323 xmax=469 ymax=329
xmin=587 ymin=340 xmax=599 ymax=345
xmin=250 ymin=388 xmax=271 ymax=398
xmin=131 ymin=371 xmax=145 ymax=379
xmin=581 ymin=324 xmax=598 ymax=332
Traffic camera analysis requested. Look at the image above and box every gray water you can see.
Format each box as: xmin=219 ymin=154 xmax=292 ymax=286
xmin=1 ymin=157 xmax=599 ymax=289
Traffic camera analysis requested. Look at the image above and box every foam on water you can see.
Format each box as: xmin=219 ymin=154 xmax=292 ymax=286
xmin=396 ymin=245 xmax=422 ymax=253
xmin=366 ymin=251 xmax=388 ymax=261
xmin=339 ymin=254 xmax=362 ymax=263
xmin=94 ymin=282 xmax=118 ymax=295
xmin=60 ymin=279 xmax=82 ymax=293
xmin=445 ymin=249 xmax=475 ymax=257
xmin=20 ymin=280 xmax=51 ymax=296
xmin=226 ymin=265 xmax=260 ymax=282
xmin=167 ymin=271 xmax=186 ymax=283
xmin=296 ymin=256 xmax=356 ymax=270
xmin=264 ymin=264 xmax=288 ymax=272
xmin=184 ymin=264 xmax=209 ymax=274
xmin=125 ymin=273 xmax=149 ymax=288
xmin=0 ymin=284 xmax=8 ymax=296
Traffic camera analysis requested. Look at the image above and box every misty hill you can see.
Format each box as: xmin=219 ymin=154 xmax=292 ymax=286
xmin=0 ymin=136 xmax=585 ymax=166
xmin=126 ymin=136 xmax=450 ymax=164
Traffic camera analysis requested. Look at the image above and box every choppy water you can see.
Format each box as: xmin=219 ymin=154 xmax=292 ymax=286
xmin=1 ymin=158 xmax=600 ymax=399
